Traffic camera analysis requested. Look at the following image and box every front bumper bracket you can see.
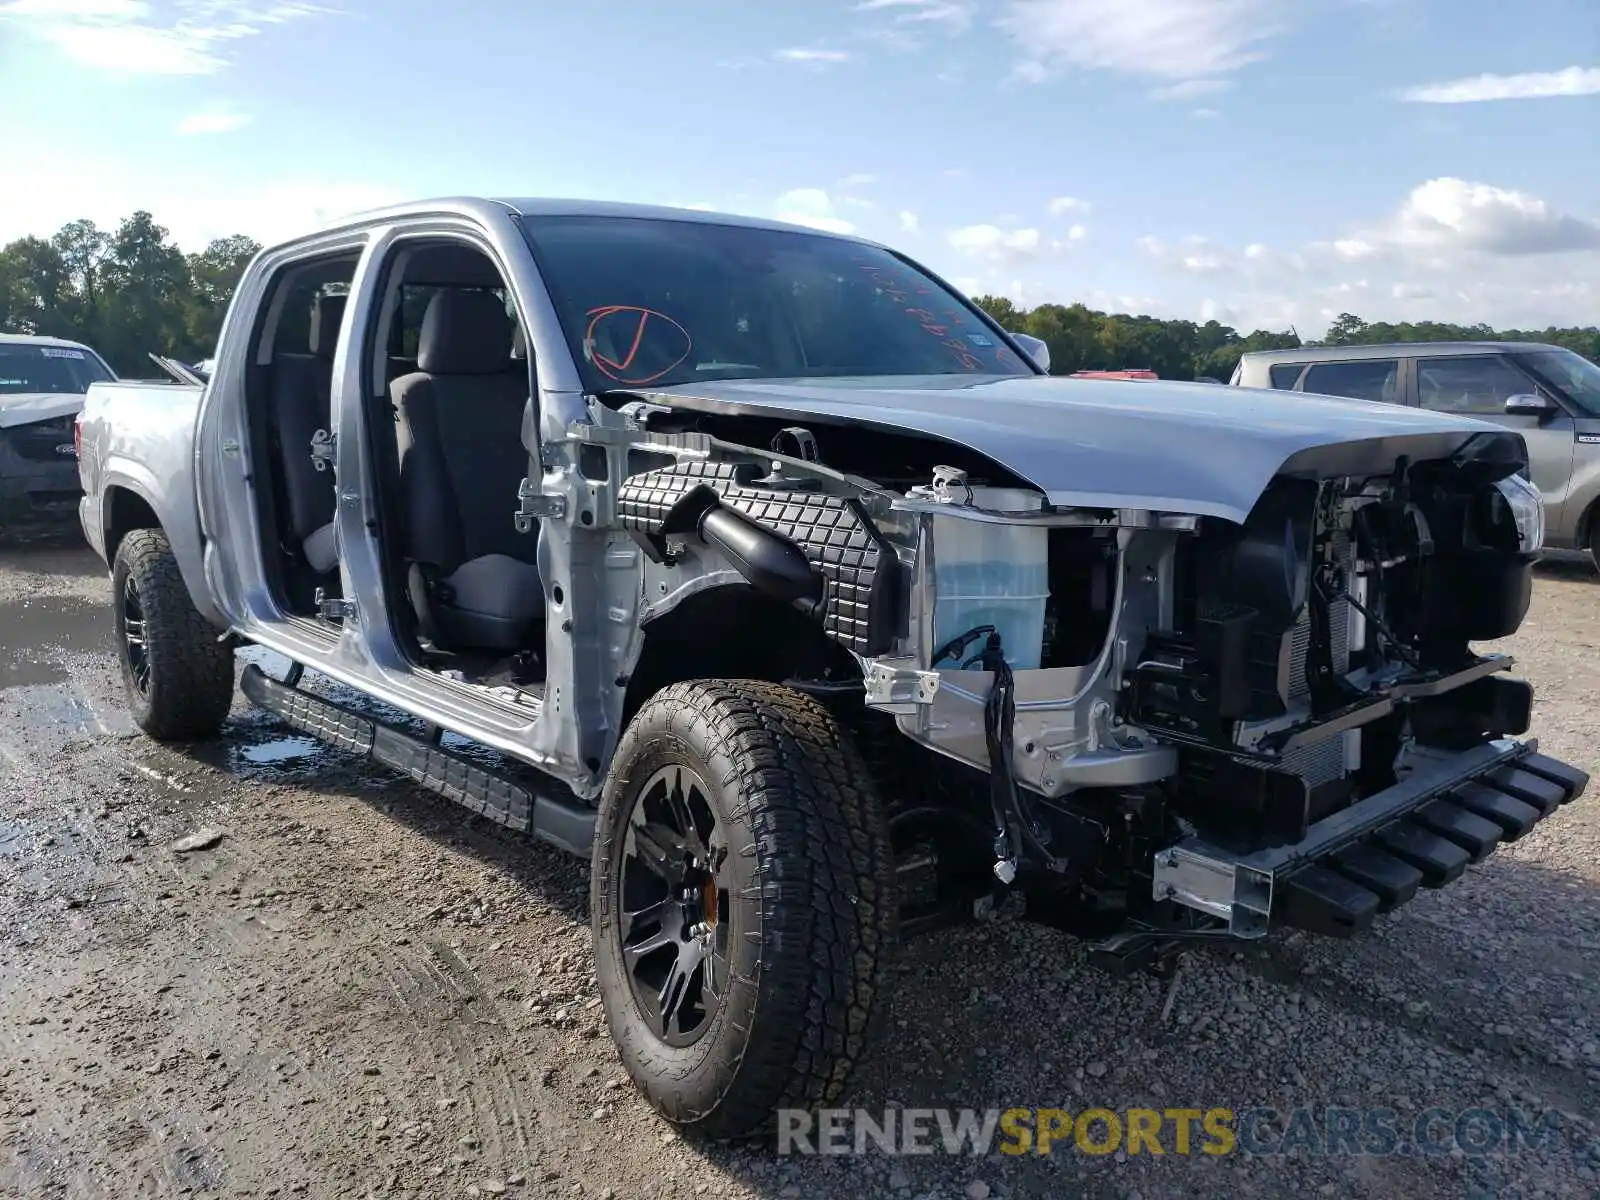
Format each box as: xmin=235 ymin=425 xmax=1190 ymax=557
xmin=1152 ymin=738 xmax=1589 ymax=939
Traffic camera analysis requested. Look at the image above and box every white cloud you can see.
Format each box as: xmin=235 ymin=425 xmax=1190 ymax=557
xmin=854 ymin=0 xmax=974 ymax=31
xmin=773 ymin=188 xmax=857 ymax=235
xmin=1150 ymin=77 xmax=1235 ymax=101
xmin=175 ymin=109 xmax=250 ymax=135
xmin=774 ymin=46 xmax=851 ymax=64
xmin=0 ymin=0 xmax=326 ymax=75
xmin=947 ymin=223 xmax=1045 ymax=263
xmin=1067 ymin=224 xmax=1087 ymax=241
xmin=1391 ymin=282 xmax=1439 ymax=302
xmin=836 ymin=172 xmax=877 ymax=190
xmin=0 ymin=166 xmax=404 ymax=250
xmin=1400 ymin=66 xmax=1600 ymax=104
xmin=899 ymin=210 xmax=920 ymax=233
xmin=1120 ymin=176 xmax=1600 ymax=333
xmin=1047 ymin=195 xmax=1088 ymax=216
xmin=999 ymin=0 xmax=1284 ymax=86
xmin=0 ymin=1 xmax=146 ymax=14
xmin=1386 ymin=177 xmax=1600 ymax=256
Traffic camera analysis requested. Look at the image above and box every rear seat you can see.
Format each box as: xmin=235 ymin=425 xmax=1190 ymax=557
xmin=268 ymin=293 xmax=345 ymax=572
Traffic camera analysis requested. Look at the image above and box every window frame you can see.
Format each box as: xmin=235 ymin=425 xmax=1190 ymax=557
xmin=1413 ymin=353 xmax=1543 ymax=417
xmin=1267 ymin=362 xmax=1307 ymax=390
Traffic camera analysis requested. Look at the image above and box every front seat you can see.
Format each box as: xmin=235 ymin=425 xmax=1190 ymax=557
xmin=391 ymin=290 xmax=544 ymax=652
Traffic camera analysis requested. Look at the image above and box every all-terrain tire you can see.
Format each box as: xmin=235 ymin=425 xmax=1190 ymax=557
xmin=591 ymin=679 xmax=897 ymax=1139
xmin=111 ymin=528 xmax=235 ymax=740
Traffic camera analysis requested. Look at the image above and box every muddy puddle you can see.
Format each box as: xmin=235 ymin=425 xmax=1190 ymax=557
xmin=0 ymin=594 xmax=107 ymax=689
xmin=0 ymin=680 xmax=136 ymax=744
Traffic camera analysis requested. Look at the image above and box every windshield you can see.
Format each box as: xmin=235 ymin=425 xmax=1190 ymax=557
xmin=518 ymin=215 xmax=1034 ymax=390
xmin=1511 ymin=348 xmax=1600 ymax=417
xmin=0 ymin=343 xmax=114 ymax=396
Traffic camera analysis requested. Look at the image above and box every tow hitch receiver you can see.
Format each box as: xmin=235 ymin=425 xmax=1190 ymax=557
xmin=1153 ymin=741 xmax=1588 ymax=940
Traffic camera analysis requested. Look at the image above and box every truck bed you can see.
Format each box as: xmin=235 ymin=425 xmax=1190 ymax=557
xmin=76 ymin=380 xmax=219 ymax=624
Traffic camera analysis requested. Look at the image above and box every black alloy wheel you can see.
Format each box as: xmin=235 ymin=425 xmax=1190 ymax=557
xmin=615 ymin=764 xmax=731 ymax=1046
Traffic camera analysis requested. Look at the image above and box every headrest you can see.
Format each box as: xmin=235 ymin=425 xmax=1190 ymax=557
xmin=510 ymin=324 xmax=527 ymax=361
xmin=417 ymin=290 xmax=512 ymax=375
xmin=309 ymin=293 xmax=346 ymax=359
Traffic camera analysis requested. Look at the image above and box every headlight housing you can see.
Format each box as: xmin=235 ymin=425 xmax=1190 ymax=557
xmin=1494 ymin=471 xmax=1544 ymax=554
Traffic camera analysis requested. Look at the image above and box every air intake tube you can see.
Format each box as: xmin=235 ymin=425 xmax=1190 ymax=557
xmin=660 ymin=484 xmax=822 ymax=605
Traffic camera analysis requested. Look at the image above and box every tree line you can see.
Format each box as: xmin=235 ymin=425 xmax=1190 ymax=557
xmin=2 ymin=211 xmax=1595 ymax=381
xmin=972 ymin=296 xmax=1600 ymax=382
xmin=0 ymin=212 xmax=259 ymax=377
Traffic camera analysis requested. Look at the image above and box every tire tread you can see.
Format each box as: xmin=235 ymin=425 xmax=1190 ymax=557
xmin=595 ymin=678 xmax=896 ymax=1139
xmin=113 ymin=528 xmax=234 ymax=740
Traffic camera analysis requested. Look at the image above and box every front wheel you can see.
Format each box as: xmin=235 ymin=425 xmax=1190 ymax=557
xmin=591 ymin=679 xmax=896 ymax=1139
xmin=111 ymin=528 xmax=235 ymax=740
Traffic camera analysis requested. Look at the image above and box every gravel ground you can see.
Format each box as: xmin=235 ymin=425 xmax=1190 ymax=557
xmin=1 ymin=531 xmax=1597 ymax=1200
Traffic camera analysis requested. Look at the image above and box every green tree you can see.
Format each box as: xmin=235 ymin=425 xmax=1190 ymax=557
xmin=0 ymin=236 xmax=73 ymax=337
xmin=97 ymin=211 xmax=193 ymax=371
xmin=49 ymin=219 xmax=110 ymax=338
xmin=184 ymin=234 xmax=261 ymax=351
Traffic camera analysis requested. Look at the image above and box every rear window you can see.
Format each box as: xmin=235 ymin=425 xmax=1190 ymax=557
xmin=1268 ymin=363 xmax=1305 ymax=389
xmin=0 ymin=343 xmax=114 ymax=395
xmin=1301 ymin=360 xmax=1399 ymax=404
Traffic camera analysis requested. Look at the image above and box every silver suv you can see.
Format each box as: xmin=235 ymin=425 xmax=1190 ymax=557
xmin=1233 ymin=342 xmax=1600 ymax=564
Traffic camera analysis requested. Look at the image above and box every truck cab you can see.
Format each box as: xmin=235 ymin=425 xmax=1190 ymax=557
xmin=76 ymin=198 xmax=1589 ymax=1141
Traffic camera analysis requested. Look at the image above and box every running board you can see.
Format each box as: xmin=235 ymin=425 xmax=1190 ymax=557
xmin=239 ymin=663 xmax=596 ymax=857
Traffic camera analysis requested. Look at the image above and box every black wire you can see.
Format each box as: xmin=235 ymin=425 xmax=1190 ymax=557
xmin=976 ymin=631 xmax=1069 ymax=873
xmin=1315 ymin=572 xmax=1422 ymax=671
xmin=932 ymin=624 xmax=994 ymax=668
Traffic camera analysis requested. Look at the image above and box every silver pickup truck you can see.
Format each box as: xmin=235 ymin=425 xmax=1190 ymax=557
xmin=76 ymin=197 xmax=1587 ymax=1138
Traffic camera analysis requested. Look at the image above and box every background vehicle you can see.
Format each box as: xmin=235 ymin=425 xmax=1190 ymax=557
xmin=1069 ymin=368 xmax=1159 ymax=380
xmin=0 ymin=333 xmax=116 ymax=529
xmin=77 ymin=199 xmax=1587 ymax=1139
xmin=1233 ymin=341 xmax=1600 ymax=564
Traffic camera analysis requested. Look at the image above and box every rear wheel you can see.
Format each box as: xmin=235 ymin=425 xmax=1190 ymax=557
xmin=112 ymin=528 xmax=235 ymax=740
xmin=591 ymin=679 xmax=896 ymax=1139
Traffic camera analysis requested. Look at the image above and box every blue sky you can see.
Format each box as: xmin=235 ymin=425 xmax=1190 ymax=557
xmin=2 ymin=0 xmax=1597 ymax=336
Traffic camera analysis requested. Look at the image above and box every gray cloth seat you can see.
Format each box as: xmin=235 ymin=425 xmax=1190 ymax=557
xmin=269 ymin=292 xmax=345 ymax=573
xmin=391 ymin=289 xmax=543 ymax=651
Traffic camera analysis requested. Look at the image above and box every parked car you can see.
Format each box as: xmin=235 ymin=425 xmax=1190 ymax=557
xmin=77 ymin=198 xmax=1586 ymax=1138
xmin=1069 ymin=368 xmax=1159 ymax=380
xmin=0 ymin=333 xmax=116 ymax=528
xmin=1233 ymin=341 xmax=1600 ymax=565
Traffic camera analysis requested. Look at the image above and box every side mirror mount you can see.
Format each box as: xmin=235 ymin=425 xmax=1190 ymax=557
xmin=1504 ymin=393 xmax=1555 ymax=418
xmin=1009 ymin=331 xmax=1050 ymax=373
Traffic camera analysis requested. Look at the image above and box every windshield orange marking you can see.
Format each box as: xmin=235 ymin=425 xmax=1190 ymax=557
xmin=585 ymin=305 xmax=693 ymax=386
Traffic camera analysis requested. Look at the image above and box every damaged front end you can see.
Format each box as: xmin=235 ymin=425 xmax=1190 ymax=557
xmin=858 ymin=430 xmax=1588 ymax=971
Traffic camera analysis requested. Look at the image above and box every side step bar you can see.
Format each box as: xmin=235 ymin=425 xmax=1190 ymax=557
xmin=239 ymin=664 xmax=596 ymax=858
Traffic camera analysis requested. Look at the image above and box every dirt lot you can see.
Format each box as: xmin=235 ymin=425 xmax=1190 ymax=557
xmin=2 ymin=532 xmax=1598 ymax=1200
